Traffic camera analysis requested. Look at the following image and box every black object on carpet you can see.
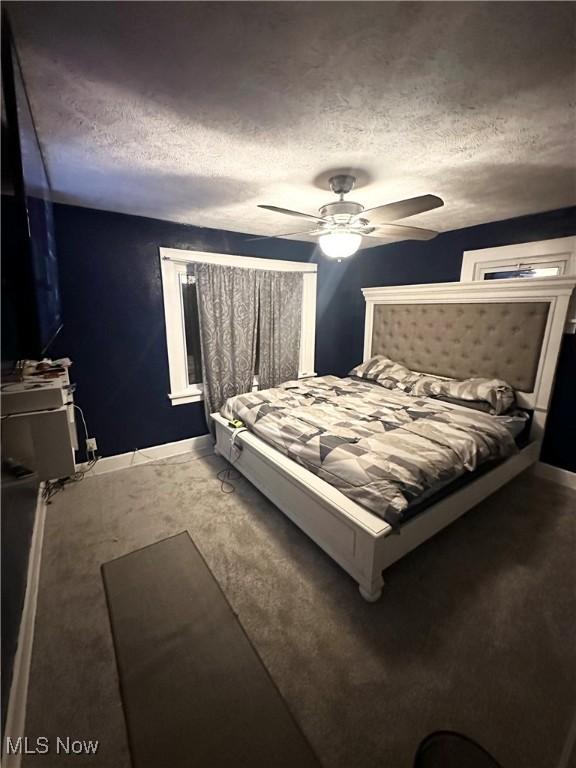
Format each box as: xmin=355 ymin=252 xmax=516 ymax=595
xmin=414 ymin=731 xmax=503 ymax=768
xmin=101 ymin=531 xmax=321 ymax=768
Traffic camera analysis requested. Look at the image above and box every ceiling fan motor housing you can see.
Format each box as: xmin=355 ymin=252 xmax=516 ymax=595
xmin=319 ymin=200 xmax=364 ymax=223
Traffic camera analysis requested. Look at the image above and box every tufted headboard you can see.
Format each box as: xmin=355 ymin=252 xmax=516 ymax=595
xmin=361 ymin=278 xmax=575 ymax=435
xmin=371 ymin=302 xmax=549 ymax=392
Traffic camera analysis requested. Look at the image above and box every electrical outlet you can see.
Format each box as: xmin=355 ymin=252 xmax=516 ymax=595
xmin=86 ymin=438 xmax=97 ymax=453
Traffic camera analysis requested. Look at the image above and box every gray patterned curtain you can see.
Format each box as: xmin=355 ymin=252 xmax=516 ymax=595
xmin=194 ymin=263 xmax=259 ymax=422
xmin=257 ymin=271 xmax=303 ymax=390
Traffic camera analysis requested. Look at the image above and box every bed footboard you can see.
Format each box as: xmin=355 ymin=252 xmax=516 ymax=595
xmin=213 ymin=414 xmax=539 ymax=602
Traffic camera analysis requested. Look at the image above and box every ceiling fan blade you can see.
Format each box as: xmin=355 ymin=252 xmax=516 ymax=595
xmin=360 ymin=194 xmax=444 ymax=224
xmin=247 ymin=229 xmax=323 ymax=242
xmin=367 ymin=222 xmax=439 ymax=241
xmin=258 ymin=204 xmax=324 ymax=222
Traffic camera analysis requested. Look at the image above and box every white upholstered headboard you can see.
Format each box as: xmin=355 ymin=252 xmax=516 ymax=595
xmin=361 ymin=277 xmax=575 ymax=440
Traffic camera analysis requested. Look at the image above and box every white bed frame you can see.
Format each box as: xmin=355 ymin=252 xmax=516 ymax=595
xmin=213 ymin=277 xmax=575 ymax=601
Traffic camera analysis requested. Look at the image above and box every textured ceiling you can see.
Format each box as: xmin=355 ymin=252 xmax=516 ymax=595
xmin=7 ymin=1 xmax=576 ymax=244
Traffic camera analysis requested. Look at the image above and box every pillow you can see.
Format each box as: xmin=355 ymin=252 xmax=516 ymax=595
xmin=349 ymin=356 xmax=417 ymax=389
xmin=426 ymin=377 xmax=516 ymax=415
xmin=349 ymin=355 xmax=397 ymax=383
xmin=350 ymin=356 xmax=515 ymax=414
xmin=406 ymin=375 xmax=444 ymax=398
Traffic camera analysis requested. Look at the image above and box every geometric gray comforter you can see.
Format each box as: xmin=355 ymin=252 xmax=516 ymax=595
xmin=220 ymin=376 xmax=517 ymax=527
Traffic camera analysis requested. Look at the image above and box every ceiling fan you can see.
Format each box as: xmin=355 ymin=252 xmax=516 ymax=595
xmin=254 ymin=174 xmax=444 ymax=259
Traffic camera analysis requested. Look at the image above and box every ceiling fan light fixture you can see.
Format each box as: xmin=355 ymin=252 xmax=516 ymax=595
xmin=319 ymin=231 xmax=362 ymax=259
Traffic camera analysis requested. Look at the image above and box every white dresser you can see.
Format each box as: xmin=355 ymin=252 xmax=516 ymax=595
xmin=1 ymin=366 xmax=78 ymax=481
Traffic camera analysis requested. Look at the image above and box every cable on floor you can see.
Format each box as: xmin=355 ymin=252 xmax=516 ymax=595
xmin=214 ymin=429 xmax=245 ymax=494
xmin=42 ymin=457 xmax=100 ymax=503
xmin=135 ymin=445 xmax=241 ymax=494
xmin=216 ymin=466 xmax=242 ymax=494
xmin=87 ymin=431 xmax=245 ymax=494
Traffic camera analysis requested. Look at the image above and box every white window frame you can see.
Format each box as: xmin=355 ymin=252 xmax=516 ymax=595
xmin=460 ymin=236 xmax=576 ymax=334
xmin=461 ymin=236 xmax=576 ymax=281
xmin=160 ymin=247 xmax=318 ymax=405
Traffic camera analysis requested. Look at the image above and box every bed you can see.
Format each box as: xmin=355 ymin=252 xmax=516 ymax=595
xmin=213 ymin=277 xmax=575 ymax=601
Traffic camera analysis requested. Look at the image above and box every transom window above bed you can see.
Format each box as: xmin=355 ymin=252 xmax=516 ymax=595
xmin=461 ymin=237 xmax=576 ymax=282
xmin=160 ymin=248 xmax=317 ymax=405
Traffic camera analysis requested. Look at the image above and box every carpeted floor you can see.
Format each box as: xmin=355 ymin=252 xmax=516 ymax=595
xmin=22 ymin=452 xmax=576 ymax=768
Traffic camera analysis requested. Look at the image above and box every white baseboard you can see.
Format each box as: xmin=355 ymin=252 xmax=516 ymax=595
xmin=77 ymin=433 xmax=214 ymax=476
xmin=532 ymin=461 xmax=576 ymax=491
xmin=3 ymin=485 xmax=47 ymax=768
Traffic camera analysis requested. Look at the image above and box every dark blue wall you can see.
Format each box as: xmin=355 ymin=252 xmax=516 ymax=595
xmin=53 ymin=203 xmax=575 ymax=471
xmin=52 ymin=204 xmax=315 ymax=459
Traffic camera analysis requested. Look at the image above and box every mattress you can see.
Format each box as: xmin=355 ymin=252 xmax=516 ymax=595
xmin=221 ymin=376 xmax=523 ymax=528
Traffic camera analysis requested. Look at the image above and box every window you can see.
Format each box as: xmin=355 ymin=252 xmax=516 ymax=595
xmin=180 ymin=274 xmax=202 ymax=385
xmin=461 ymin=237 xmax=576 ymax=282
xmin=483 ymin=266 xmax=561 ymax=280
xmin=160 ymin=248 xmax=317 ymax=405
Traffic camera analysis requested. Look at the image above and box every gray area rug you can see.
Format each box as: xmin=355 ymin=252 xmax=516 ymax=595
xmin=102 ymin=531 xmax=320 ymax=768
xmin=22 ymin=453 xmax=576 ymax=768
